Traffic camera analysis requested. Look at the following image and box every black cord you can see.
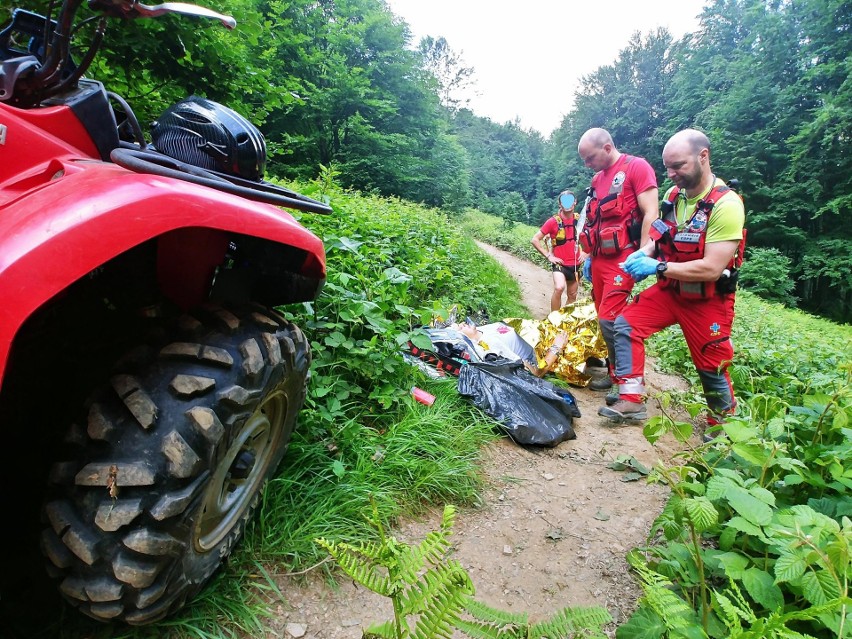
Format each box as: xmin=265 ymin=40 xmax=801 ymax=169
xmin=110 ymin=148 xmax=332 ymax=214
xmin=107 ymin=90 xmax=147 ymax=148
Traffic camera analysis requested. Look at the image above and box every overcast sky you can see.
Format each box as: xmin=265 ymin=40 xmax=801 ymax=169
xmin=384 ymin=0 xmax=709 ymax=136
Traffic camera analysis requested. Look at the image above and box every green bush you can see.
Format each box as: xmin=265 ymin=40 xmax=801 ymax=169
xmin=739 ymin=247 xmax=798 ymax=307
xmin=627 ymin=290 xmax=852 ymax=639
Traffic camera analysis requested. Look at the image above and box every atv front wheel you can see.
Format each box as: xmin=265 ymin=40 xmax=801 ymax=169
xmin=41 ymin=304 xmax=310 ymax=624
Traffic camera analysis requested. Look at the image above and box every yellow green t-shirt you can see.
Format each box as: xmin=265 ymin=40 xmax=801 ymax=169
xmin=664 ymin=179 xmax=745 ymax=243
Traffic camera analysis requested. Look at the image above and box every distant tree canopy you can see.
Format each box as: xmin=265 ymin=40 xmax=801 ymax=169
xmin=15 ymin=0 xmax=848 ymax=320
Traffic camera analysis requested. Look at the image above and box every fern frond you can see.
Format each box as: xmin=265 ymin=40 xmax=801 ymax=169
xmin=725 ymin=608 xmax=823 ymax=639
xmin=363 ymin=620 xmax=398 ymax=639
xmin=713 ymin=591 xmax=746 ymax=633
xmin=529 ymin=605 xmax=612 ymax=638
xmin=316 ymin=538 xmax=386 ymax=564
xmin=464 ymin=597 xmax=529 ymax=625
xmin=630 ymin=555 xmax=703 ymax=633
xmin=316 ymin=538 xmax=393 ymax=596
xmin=400 ymin=505 xmax=456 ymax=582
xmin=713 ymin=581 xmax=840 ymax=638
xmin=440 ymin=504 xmax=457 ymax=534
xmin=453 ymin=617 xmax=520 ymax=639
xmin=409 ymin=570 xmax=471 ymax=639
xmin=398 ymin=561 xmax=474 ymax=616
xmin=391 ymin=542 xmax=432 ymax=587
xmin=394 ymin=529 xmax=452 ymax=587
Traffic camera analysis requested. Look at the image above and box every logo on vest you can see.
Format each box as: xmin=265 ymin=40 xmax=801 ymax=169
xmin=709 ymin=322 xmax=721 ymax=336
xmin=611 ymin=171 xmax=626 ymax=188
xmin=687 ymin=211 xmax=708 ymax=231
xmin=613 ymin=274 xmax=624 ymax=286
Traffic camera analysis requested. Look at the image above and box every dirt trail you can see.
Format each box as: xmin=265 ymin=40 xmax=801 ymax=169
xmin=267 ymin=243 xmax=690 ymax=638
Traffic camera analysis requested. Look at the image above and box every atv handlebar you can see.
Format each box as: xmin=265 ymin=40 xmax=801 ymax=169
xmin=1 ymin=0 xmax=236 ymax=105
xmin=88 ymin=0 xmax=236 ymax=29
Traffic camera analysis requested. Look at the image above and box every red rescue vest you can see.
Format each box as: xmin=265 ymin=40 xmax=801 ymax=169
xmin=578 ymin=156 xmax=642 ymax=257
xmin=655 ymin=183 xmax=747 ymax=299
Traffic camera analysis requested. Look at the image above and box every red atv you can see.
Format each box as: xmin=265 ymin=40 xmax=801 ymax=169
xmin=0 ymin=0 xmax=329 ymax=626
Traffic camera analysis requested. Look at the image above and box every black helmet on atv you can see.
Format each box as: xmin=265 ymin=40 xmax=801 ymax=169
xmin=151 ymin=96 xmax=267 ymax=181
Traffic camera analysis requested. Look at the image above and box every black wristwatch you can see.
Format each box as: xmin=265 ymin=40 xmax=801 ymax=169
xmin=656 ymin=261 xmax=668 ymax=276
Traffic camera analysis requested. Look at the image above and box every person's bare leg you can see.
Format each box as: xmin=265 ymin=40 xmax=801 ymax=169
xmin=551 ymin=271 xmax=567 ymax=312
xmin=565 ymin=278 xmax=579 ymax=304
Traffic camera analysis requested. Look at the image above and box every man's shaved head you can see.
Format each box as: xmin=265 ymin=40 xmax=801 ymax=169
xmin=578 ymin=127 xmax=614 ymax=151
xmin=664 ymin=128 xmax=710 ymax=157
xmin=578 ymin=128 xmax=618 ymax=172
xmin=662 ymin=128 xmax=713 ymax=195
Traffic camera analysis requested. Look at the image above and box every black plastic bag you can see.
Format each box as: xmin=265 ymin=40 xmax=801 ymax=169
xmin=457 ymin=358 xmax=580 ymax=446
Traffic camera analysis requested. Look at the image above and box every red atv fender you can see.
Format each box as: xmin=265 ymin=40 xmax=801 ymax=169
xmin=0 ymin=159 xmax=326 ymax=387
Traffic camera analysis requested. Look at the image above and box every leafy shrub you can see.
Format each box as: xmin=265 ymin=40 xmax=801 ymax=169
xmin=739 ymin=247 xmax=797 ymax=307
xmin=246 ymin=182 xmax=526 ymax=566
xmin=626 ymin=291 xmax=852 ymax=639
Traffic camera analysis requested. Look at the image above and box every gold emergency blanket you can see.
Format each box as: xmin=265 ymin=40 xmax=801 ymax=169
xmin=505 ymin=300 xmax=607 ymax=386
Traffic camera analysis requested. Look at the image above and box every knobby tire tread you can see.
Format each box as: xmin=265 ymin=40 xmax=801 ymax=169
xmin=41 ymin=304 xmax=310 ymax=624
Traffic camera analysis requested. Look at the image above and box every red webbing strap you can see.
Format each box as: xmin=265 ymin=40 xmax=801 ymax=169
xmin=407 ymin=342 xmax=463 ymax=377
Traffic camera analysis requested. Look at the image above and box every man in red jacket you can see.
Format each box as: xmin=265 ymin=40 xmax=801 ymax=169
xmin=577 ymin=128 xmax=659 ymax=403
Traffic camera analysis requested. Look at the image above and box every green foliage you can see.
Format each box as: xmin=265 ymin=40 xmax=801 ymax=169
xmin=457 ymin=209 xmax=547 ymax=266
xmin=318 ymin=503 xmax=474 ymax=639
xmin=285 ymin=185 xmax=525 ymax=430
xmin=450 ymin=110 xmax=546 ymax=220
xmin=627 ymin=295 xmax=852 ymax=638
xmin=319 ymin=503 xmax=612 ymax=639
xmin=498 ymin=191 xmax=531 ymax=225
xmin=738 ymin=247 xmax=797 ymax=307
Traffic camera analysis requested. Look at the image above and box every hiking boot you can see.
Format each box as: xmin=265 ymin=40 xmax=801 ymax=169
xmin=598 ymin=400 xmax=648 ymax=424
xmin=605 ymin=389 xmax=619 ymax=406
xmin=588 ymin=377 xmax=613 ymax=391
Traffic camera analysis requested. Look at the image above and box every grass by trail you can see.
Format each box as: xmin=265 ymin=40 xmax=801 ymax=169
xmin=457 ymin=209 xmax=544 ymax=267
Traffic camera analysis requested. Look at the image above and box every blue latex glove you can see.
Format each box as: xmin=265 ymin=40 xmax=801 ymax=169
xmin=582 ymin=257 xmax=592 ymax=281
xmin=624 ymin=249 xmax=646 ymax=267
xmin=623 ymin=254 xmax=660 ymax=281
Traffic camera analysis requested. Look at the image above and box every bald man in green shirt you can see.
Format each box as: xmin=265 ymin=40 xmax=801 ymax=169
xmin=599 ymin=129 xmax=746 ymax=439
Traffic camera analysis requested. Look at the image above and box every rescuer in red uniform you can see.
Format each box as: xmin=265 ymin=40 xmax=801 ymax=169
xmin=577 ymin=128 xmax=659 ymax=402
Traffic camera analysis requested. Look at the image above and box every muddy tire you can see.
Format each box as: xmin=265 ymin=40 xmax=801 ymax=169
xmin=41 ymin=304 xmax=310 ymax=624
